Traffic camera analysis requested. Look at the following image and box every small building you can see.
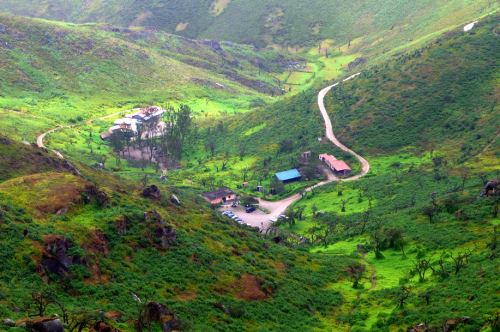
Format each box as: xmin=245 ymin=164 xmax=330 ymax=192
xmin=275 ymin=169 xmax=302 ymax=183
xmin=319 ymin=153 xmax=351 ymax=176
xmin=131 ymin=106 xmax=166 ymax=123
xmin=301 ymin=151 xmax=312 ymax=161
xmin=202 ymin=188 xmax=236 ymax=205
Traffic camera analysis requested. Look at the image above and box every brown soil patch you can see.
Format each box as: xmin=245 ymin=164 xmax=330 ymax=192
xmin=234 ymin=274 xmax=268 ymax=301
xmin=0 ymin=172 xmax=89 ymax=218
xmin=84 ymin=229 xmax=109 ymax=256
xmin=177 ymin=291 xmax=197 ymax=301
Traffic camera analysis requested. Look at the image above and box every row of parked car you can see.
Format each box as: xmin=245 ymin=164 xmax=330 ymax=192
xmin=222 ymin=210 xmax=243 ymax=223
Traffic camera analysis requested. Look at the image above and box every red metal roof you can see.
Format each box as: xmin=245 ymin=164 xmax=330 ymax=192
xmin=330 ymin=160 xmax=351 ymax=171
xmin=319 ymin=153 xmax=337 ymax=165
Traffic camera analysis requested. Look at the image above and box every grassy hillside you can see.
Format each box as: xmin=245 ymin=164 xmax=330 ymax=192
xmin=0 ymin=14 xmax=290 ymax=132
xmin=326 ymin=16 xmax=500 ymax=160
xmin=0 ymin=0 xmax=496 ymax=48
xmin=0 ymin=136 xmax=354 ymax=331
xmin=162 ymin=17 xmax=499 ymax=198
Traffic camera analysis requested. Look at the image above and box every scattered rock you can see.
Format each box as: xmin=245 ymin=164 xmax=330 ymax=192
xmin=407 ymin=323 xmax=427 ymax=332
xmin=143 ymin=302 xmax=181 ymax=332
xmin=202 ymin=39 xmax=223 ymax=53
xmin=83 ymin=185 xmax=110 ymax=207
xmin=104 ymin=311 xmax=122 ymax=321
xmin=38 ymin=235 xmax=85 ymax=280
xmin=213 ymin=302 xmax=230 ymax=314
xmin=142 ymin=185 xmax=161 ymax=200
xmin=90 ymin=321 xmax=121 ymax=332
xmin=30 ymin=317 xmax=64 ymax=332
xmin=2 ymin=318 xmax=15 ymax=327
xmin=56 ymin=207 xmax=68 ymax=216
xmin=348 ymin=57 xmax=367 ymax=71
xmin=481 ymin=179 xmax=499 ymax=197
xmin=144 ymin=211 xmax=177 ymax=250
xmin=443 ymin=317 xmax=470 ymax=332
xmin=0 ymin=137 xmax=11 ymax=145
xmin=170 ymin=194 xmax=181 ymax=206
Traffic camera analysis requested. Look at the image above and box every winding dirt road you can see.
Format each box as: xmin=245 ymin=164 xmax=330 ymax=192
xmin=35 ymin=110 xmax=127 ymax=159
xmin=222 ymin=73 xmax=371 ymax=230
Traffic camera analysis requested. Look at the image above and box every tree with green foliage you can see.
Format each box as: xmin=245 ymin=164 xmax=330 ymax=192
xmin=346 ymin=263 xmax=365 ymax=289
xmin=413 ymin=258 xmax=431 ymax=282
xmin=395 ymin=285 xmax=412 ymax=309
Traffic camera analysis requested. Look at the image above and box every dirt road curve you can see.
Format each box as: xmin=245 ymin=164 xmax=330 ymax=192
xmin=318 ymin=73 xmax=370 ymax=181
xmin=36 ymin=126 xmax=65 ymax=159
xmin=222 ymin=73 xmax=370 ymax=230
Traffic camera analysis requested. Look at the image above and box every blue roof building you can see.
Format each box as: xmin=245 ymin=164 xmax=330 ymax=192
xmin=275 ymin=169 xmax=302 ymax=183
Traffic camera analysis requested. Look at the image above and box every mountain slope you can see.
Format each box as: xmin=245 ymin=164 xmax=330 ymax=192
xmin=0 ymin=0 xmax=496 ymax=48
xmin=172 ymin=15 xmax=499 ymax=196
xmin=0 ymin=15 xmax=289 ymax=125
xmin=0 ymin=135 xmax=353 ymax=330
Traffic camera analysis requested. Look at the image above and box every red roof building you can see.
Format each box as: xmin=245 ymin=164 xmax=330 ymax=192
xmin=319 ymin=154 xmax=352 ymax=176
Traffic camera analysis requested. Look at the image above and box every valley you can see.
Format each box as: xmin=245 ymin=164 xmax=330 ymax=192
xmin=0 ymin=2 xmax=499 ymax=332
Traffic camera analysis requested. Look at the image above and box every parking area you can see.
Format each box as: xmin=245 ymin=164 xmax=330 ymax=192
xmin=219 ymin=195 xmax=297 ymax=231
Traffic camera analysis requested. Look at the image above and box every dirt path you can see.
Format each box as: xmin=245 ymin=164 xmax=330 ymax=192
xmin=223 ymin=73 xmax=371 ymax=230
xmin=36 ymin=110 xmax=127 ymax=160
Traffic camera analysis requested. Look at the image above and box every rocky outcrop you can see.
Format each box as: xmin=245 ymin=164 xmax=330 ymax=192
xmin=142 ymin=302 xmax=181 ymax=332
xmin=83 ymin=185 xmax=110 ymax=207
xmin=142 ymin=185 xmax=161 ymax=200
xmin=30 ymin=317 xmax=64 ymax=332
xmin=38 ymin=235 xmax=85 ymax=280
xmin=90 ymin=321 xmax=122 ymax=332
xmin=348 ymin=57 xmax=367 ymax=71
xmin=481 ymin=180 xmax=499 ymax=197
xmin=144 ymin=211 xmax=177 ymax=250
xmin=170 ymin=194 xmax=181 ymax=206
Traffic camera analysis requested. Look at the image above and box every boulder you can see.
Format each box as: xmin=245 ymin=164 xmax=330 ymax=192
xmin=2 ymin=318 xmax=15 ymax=327
xmin=30 ymin=317 xmax=64 ymax=332
xmin=144 ymin=211 xmax=177 ymax=249
xmin=0 ymin=136 xmax=11 ymax=145
xmin=170 ymin=194 xmax=181 ymax=206
xmin=143 ymin=302 xmax=181 ymax=332
xmin=83 ymin=185 xmax=110 ymax=207
xmin=407 ymin=323 xmax=427 ymax=332
xmin=143 ymin=185 xmax=161 ymax=200
xmin=90 ymin=321 xmax=121 ymax=332
xmin=443 ymin=317 xmax=470 ymax=332
xmin=348 ymin=57 xmax=367 ymax=70
xmin=481 ymin=180 xmax=499 ymax=197
xmin=38 ymin=235 xmax=85 ymax=279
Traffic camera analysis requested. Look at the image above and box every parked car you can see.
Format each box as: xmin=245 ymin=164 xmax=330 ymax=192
xmin=269 ymin=217 xmax=278 ymax=223
xmin=245 ymin=206 xmax=256 ymax=213
xmin=231 ymin=215 xmax=240 ymax=220
xmin=234 ymin=218 xmax=242 ymax=223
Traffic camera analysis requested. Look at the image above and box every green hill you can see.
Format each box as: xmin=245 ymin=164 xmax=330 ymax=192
xmin=0 ymin=135 xmax=354 ymax=331
xmin=0 ymin=3 xmax=498 ymax=332
xmin=0 ymin=14 xmax=290 ymax=130
xmin=0 ymin=0 xmax=496 ymax=48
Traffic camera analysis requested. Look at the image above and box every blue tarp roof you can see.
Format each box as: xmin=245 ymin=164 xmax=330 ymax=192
xmin=275 ymin=169 xmax=301 ymax=181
